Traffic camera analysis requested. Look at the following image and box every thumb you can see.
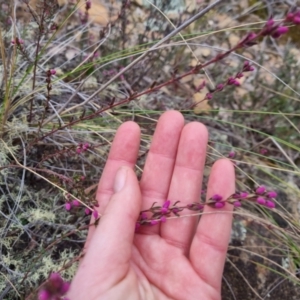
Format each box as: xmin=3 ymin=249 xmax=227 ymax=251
xmin=83 ymin=166 xmax=142 ymax=269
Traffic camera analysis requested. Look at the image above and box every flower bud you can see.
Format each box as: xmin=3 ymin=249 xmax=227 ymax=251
xmin=256 ymin=186 xmax=266 ymax=195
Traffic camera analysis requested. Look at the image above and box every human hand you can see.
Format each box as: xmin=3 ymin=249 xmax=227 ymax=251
xmin=67 ymin=111 xmax=235 ymax=300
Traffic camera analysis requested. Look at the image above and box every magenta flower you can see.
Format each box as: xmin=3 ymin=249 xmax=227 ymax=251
xmin=233 ymin=201 xmax=241 ymax=207
xmin=293 ymin=16 xmax=300 ymax=24
xmin=214 ymin=202 xmax=225 ymax=209
xmin=265 ymin=200 xmax=276 ymax=209
xmin=206 ymin=93 xmax=213 ymax=100
xmin=38 ymin=289 xmax=50 ymax=300
xmin=86 ymin=0 xmax=91 ymax=9
xmin=150 ymin=219 xmax=158 ymax=225
xmin=256 ymin=197 xmax=266 ymax=205
xmin=160 ymin=216 xmax=167 ymax=223
xmin=82 ymin=143 xmax=90 ymax=151
xmin=236 ymin=72 xmax=244 ymax=79
xmin=232 ymin=193 xmax=240 ymax=199
xmin=228 ymin=151 xmax=235 ymax=158
xmin=197 ymin=203 xmax=204 ymax=210
xmin=163 ymin=200 xmax=170 ymax=208
xmin=256 ymin=186 xmax=266 ymax=195
xmin=216 ymin=83 xmax=224 ymax=91
xmin=227 ymin=77 xmax=236 ymax=85
xmin=65 ymin=202 xmax=72 ymax=211
xmin=211 ymin=194 xmax=223 ymax=201
xmin=266 ymin=191 xmax=277 ymax=198
xmin=266 ymin=18 xmax=274 ymax=27
xmin=72 ymin=199 xmax=80 ymax=206
xmin=60 ymin=282 xmax=70 ymax=294
xmin=49 ymin=273 xmax=64 ymax=289
xmin=272 ymin=26 xmax=289 ymax=38
xmin=172 ymin=207 xmax=180 ymax=214
xmin=260 ymin=148 xmax=268 ymax=155
xmin=85 ymin=208 xmax=92 ymax=215
xmin=286 ymin=12 xmax=295 ymax=22
xmin=93 ymin=210 xmax=99 ymax=219
xmin=161 ymin=207 xmax=168 ymax=214
xmin=242 ymin=32 xmax=257 ymax=46
xmin=240 ymin=192 xmax=248 ymax=198
xmin=49 ymin=69 xmax=56 ymax=75
xmin=243 ymin=61 xmax=255 ymax=72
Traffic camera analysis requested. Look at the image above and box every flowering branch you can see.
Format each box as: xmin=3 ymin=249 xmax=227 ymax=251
xmin=135 ymin=186 xmax=277 ymax=230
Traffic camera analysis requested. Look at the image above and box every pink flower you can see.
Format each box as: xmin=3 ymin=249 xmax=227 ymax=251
xmin=150 ymin=219 xmax=158 ymax=225
xmin=256 ymin=186 xmax=266 ymax=195
xmin=272 ymin=26 xmax=289 ymax=38
xmin=233 ymin=201 xmax=241 ymax=207
xmin=82 ymin=143 xmax=89 ymax=151
xmin=228 ymin=151 xmax=235 ymax=158
xmin=206 ymin=93 xmax=213 ymax=100
xmin=49 ymin=69 xmax=56 ymax=75
xmin=60 ymin=282 xmax=70 ymax=294
xmin=86 ymin=0 xmax=91 ymax=9
xmin=85 ymin=208 xmax=92 ymax=215
xmin=265 ymin=200 xmax=275 ymax=209
xmin=72 ymin=199 xmax=80 ymax=206
xmin=293 ymin=16 xmax=300 ymax=24
xmin=227 ymin=77 xmax=240 ymax=86
xmin=266 ymin=18 xmax=274 ymax=27
xmin=211 ymin=194 xmax=223 ymax=201
xmin=240 ymin=192 xmax=248 ymax=198
xmin=163 ymin=200 xmax=170 ymax=208
xmin=38 ymin=290 xmax=50 ymax=300
xmin=160 ymin=216 xmax=167 ymax=223
xmin=141 ymin=212 xmax=147 ymax=220
xmin=286 ymin=12 xmax=295 ymax=22
xmin=243 ymin=61 xmax=255 ymax=72
xmin=216 ymin=83 xmax=224 ymax=91
xmin=197 ymin=203 xmax=204 ymax=210
xmin=161 ymin=207 xmax=168 ymax=214
xmin=65 ymin=202 xmax=72 ymax=211
xmin=49 ymin=273 xmax=63 ymax=290
xmin=267 ymin=191 xmax=277 ymax=198
xmin=242 ymin=32 xmax=257 ymax=46
xmin=236 ymin=72 xmax=244 ymax=79
xmin=214 ymin=202 xmax=225 ymax=209
xmin=92 ymin=210 xmax=99 ymax=219
xmin=260 ymin=148 xmax=268 ymax=155
xmin=256 ymin=197 xmax=266 ymax=205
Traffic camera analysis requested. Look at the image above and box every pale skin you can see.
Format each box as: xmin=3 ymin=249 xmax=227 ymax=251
xmin=67 ymin=111 xmax=235 ymax=300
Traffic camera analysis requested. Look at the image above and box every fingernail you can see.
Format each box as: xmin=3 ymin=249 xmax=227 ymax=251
xmin=114 ymin=167 xmax=127 ymax=192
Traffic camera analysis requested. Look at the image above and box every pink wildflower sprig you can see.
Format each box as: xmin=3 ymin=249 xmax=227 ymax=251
xmin=80 ymin=0 xmax=92 ymax=24
xmin=38 ymin=272 xmax=70 ymax=300
xmin=76 ymin=142 xmax=90 ymax=154
xmin=35 ymin=11 xmax=299 ymax=147
xmin=136 ymin=186 xmax=277 ymax=228
xmin=194 ymin=59 xmax=255 ymax=106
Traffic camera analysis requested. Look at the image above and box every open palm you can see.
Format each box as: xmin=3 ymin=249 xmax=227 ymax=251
xmin=68 ymin=111 xmax=235 ymax=300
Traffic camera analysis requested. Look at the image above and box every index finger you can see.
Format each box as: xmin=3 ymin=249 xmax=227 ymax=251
xmin=84 ymin=121 xmax=140 ymax=252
